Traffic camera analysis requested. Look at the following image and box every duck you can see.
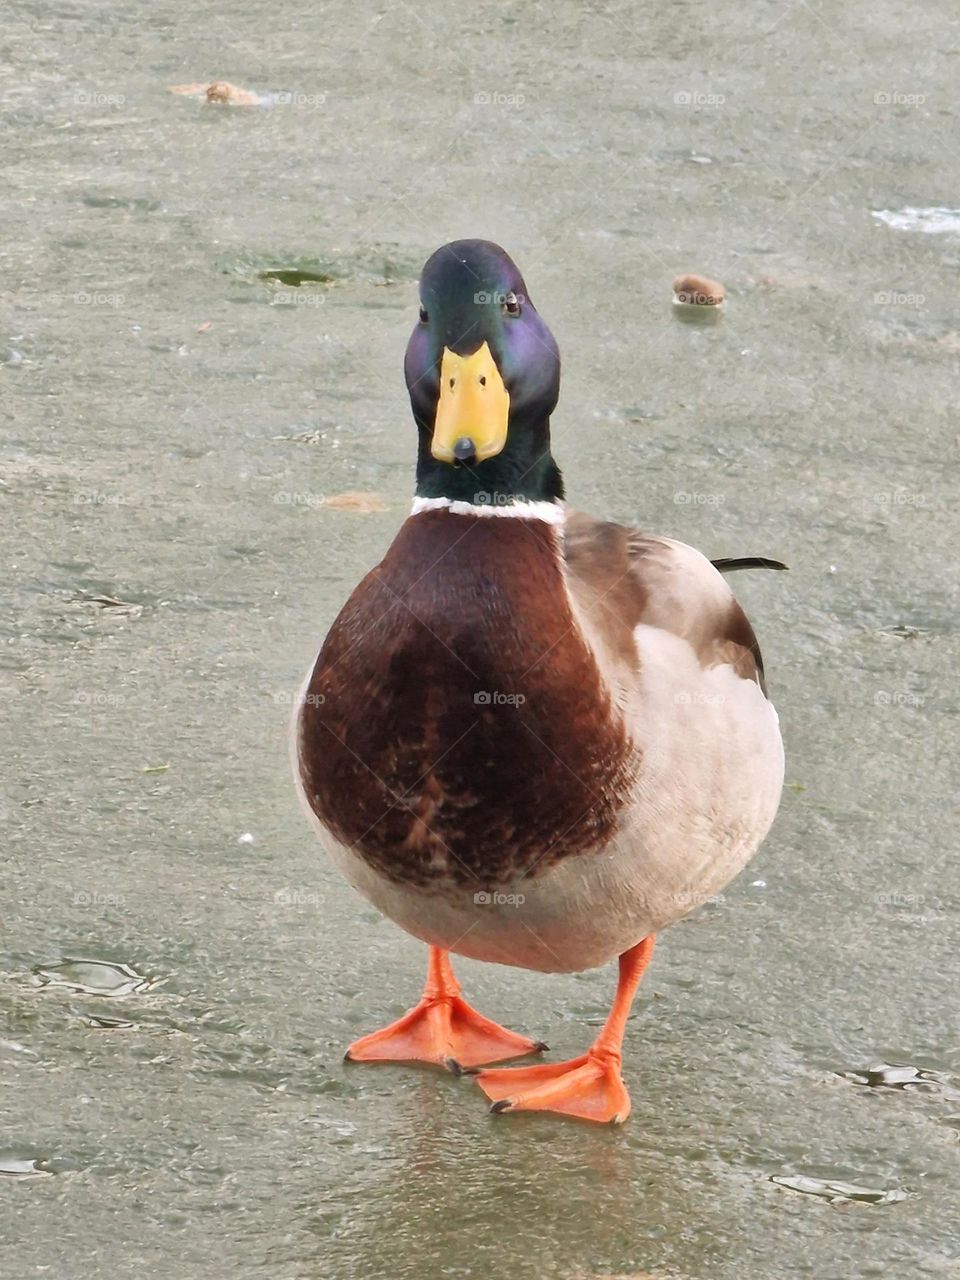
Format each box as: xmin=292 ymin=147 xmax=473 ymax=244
xmin=292 ymin=239 xmax=785 ymax=1124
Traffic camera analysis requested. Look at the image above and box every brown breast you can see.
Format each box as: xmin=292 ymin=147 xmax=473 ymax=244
xmin=298 ymin=511 xmax=634 ymax=889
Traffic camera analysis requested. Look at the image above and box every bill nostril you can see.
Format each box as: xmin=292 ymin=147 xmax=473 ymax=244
xmin=453 ymin=437 xmax=477 ymax=464
xmin=479 ymin=375 xmax=486 ymax=386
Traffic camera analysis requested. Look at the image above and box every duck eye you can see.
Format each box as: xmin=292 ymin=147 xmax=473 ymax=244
xmin=503 ymin=291 xmax=521 ymax=318
xmin=419 ymin=305 xmax=429 ymax=323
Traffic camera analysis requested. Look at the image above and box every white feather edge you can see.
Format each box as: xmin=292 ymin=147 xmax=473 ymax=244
xmin=410 ymin=495 xmax=565 ymax=524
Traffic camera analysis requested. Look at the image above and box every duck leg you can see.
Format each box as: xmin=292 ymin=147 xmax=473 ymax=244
xmin=475 ymin=936 xmax=655 ymax=1123
xmin=344 ymin=946 xmax=546 ymax=1073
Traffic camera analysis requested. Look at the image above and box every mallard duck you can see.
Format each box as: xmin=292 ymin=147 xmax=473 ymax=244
xmin=293 ymin=239 xmax=785 ymax=1124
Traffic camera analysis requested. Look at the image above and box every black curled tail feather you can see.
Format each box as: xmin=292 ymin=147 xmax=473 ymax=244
xmin=711 ymin=556 xmax=788 ymax=575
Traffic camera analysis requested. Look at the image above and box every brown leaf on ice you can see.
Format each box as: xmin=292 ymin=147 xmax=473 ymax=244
xmin=322 ymin=491 xmax=387 ymax=513
xmin=167 ymin=81 xmax=263 ymax=105
xmin=205 ymin=81 xmax=262 ymax=106
xmin=672 ymin=273 xmax=725 ymax=306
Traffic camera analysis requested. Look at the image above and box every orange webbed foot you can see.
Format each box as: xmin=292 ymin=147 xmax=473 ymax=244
xmin=344 ymin=948 xmax=545 ymax=1072
xmin=475 ymin=1049 xmax=631 ymax=1124
xmin=474 ymin=936 xmax=656 ymax=1124
xmin=345 ymin=994 xmax=545 ymax=1071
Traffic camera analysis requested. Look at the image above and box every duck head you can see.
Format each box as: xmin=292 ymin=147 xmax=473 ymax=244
xmin=405 ymin=239 xmax=563 ymax=505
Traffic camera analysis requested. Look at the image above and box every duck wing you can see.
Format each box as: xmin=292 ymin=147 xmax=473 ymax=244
xmin=562 ymin=512 xmax=777 ymax=695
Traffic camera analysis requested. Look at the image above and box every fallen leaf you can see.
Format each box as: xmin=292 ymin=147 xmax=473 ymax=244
xmin=322 ymin=491 xmax=387 ymax=513
xmin=168 ymin=80 xmax=263 ymax=106
xmin=672 ymin=273 xmax=725 ymax=306
xmin=196 ymin=321 xmax=213 ymax=333
xmin=205 ymin=81 xmax=263 ymax=106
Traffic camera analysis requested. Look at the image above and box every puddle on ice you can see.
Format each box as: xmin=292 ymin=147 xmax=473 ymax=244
xmin=770 ymin=1174 xmax=907 ymax=1205
xmin=33 ymin=959 xmax=161 ymax=998
xmin=0 ymin=1158 xmax=53 ymax=1180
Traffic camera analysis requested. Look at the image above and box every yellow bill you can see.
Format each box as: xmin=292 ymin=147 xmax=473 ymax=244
xmin=431 ymin=342 xmax=510 ymax=463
